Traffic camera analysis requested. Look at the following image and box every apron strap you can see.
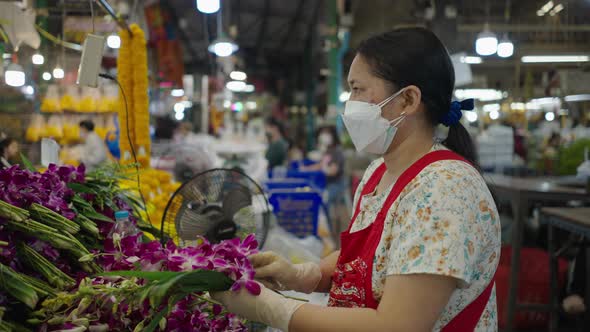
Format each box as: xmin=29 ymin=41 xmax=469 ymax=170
xmin=441 ymin=280 xmax=495 ymax=332
xmin=347 ymin=163 xmax=387 ymax=231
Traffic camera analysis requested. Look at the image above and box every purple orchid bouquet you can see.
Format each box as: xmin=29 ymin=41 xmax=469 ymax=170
xmin=34 ymin=234 xmax=261 ymax=332
xmin=0 ymin=163 xmax=263 ymax=331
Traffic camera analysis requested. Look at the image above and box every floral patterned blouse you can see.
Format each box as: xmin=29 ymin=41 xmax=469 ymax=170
xmin=350 ymin=144 xmax=501 ymax=331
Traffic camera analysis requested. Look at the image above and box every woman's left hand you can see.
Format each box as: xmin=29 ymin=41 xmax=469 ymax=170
xmin=211 ymin=282 xmax=305 ymax=332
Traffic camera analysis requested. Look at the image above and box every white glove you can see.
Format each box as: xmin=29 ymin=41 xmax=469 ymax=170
xmin=211 ymin=282 xmax=305 ymax=332
xmin=250 ymin=252 xmax=321 ymax=294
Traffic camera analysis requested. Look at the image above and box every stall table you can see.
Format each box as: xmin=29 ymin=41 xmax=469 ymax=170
xmin=541 ymin=207 xmax=590 ymax=332
xmin=484 ymin=174 xmax=589 ymax=332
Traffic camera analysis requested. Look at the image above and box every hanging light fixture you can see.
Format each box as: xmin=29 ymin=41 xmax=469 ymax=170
xmin=5 ymin=63 xmax=25 ymax=87
xmin=208 ymin=37 xmax=239 ymax=57
xmin=53 ymin=67 xmax=65 ymax=79
xmin=475 ymin=25 xmax=498 ymax=56
xmin=42 ymin=72 xmax=52 ymax=81
xmin=106 ymin=35 xmax=121 ymax=49
xmin=32 ymin=53 xmax=45 ymax=65
xmin=196 ymin=0 xmax=220 ymax=14
xmin=208 ymin=4 xmax=239 ymax=57
xmin=497 ymin=35 xmax=514 ymax=58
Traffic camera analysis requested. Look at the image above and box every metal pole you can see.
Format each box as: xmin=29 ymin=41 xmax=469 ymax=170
xmin=95 ymin=0 xmax=132 ymax=34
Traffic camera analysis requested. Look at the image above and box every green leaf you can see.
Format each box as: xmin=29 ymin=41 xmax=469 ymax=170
xmin=20 ymin=153 xmax=36 ymax=172
xmin=100 ymin=270 xmax=184 ymax=281
xmin=67 ymin=183 xmax=97 ymax=194
xmin=144 ymin=307 xmax=168 ymax=332
xmin=83 ymin=210 xmax=114 ymax=223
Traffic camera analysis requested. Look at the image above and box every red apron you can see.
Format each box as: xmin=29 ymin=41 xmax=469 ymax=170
xmin=328 ymin=150 xmax=495 ymax=331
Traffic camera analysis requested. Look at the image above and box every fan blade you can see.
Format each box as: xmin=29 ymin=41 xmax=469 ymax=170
xmin=176 ymin=209 xmax=222 ymax=241
xmin=222 ymin=187 xmax=252 ymax=220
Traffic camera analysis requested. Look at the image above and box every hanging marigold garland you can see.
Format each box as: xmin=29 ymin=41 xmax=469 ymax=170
xmin=116 ymin=24 xmax=150 ymax=168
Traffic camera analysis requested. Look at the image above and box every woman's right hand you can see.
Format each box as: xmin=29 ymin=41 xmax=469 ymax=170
xmin=249 ymin=252 xmax=322 ymax=294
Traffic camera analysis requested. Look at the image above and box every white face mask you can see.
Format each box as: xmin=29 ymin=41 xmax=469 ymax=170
xmin=342 ymin=89 xmax=406 ymax=155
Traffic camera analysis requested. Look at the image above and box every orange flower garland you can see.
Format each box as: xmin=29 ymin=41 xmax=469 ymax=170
xmin=116 ymin=23 xmax=150 ymax=167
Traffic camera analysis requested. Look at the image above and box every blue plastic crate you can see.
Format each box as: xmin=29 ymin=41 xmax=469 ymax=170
xmin=286 ymin=170 xmax=326 ymax=191
xmin=288 ymin=159 xmax=316 ymax=170
xmin=264 ymin=178 xmax=312 ymax=191
xmin=268 ymin=189 xmax=323 ymax=238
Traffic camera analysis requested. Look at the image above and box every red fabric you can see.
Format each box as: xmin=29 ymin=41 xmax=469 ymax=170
xmin=328 ymin=150 xmax=495 ymax=331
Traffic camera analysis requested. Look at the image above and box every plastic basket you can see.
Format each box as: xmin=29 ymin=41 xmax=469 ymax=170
xmin=268 ymin=189 xmax=322 ymax=238
xmin=288 ymin=159 xmax=316 ymax=170
xmin=264 ymin=178 xmax=312 ymax=191
xmin=496 ymin=246 xmax=569 ymax=329
xmin=286 ymin=170 xmax=326 ymax=191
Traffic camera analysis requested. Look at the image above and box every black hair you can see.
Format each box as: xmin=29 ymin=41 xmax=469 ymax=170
xmin=357 ymin=27 xmax=480 ymax=169
xmin=79 ymin=120 xmax=95 ymax=132
xmin=265 ymin=117 xmax=286 ymax=138
xmin=0 ymin=137 xmax=16 ymax=158
xmin=317 ymin=125 xmax=340 ymax=148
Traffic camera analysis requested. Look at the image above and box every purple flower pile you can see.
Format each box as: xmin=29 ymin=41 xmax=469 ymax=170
xmin=0 ymin=164 xmax=85 ymax=220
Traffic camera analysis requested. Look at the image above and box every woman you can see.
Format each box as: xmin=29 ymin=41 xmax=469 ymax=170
xmin=304 ymin=126 xmax=347 ymax=204
xmin=265 ymin=117 xmax=289 ymax=171
xmin=213 ymin=27 xmax=501 ymax=332
xmin=0 ymin=138 xmax=19 ymax=169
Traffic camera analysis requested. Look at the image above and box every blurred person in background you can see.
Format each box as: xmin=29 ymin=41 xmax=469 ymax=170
xmin=79 ymin=120 xmax=108 ymax=171
xmin=265 ymin=117 xmax=289 ymax=171
xmin=213 ymin=27 xmax=500 ymax=332
xmin=542 ymin=132 xmax=561 ymax=175
xmin=0 ymin=137 xmax=19 ymax=169
xmin=303 ymin=126 xmax=350 ymax=234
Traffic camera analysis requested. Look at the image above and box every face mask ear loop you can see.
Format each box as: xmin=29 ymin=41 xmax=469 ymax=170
xmin=389 ymin=112 xmax=406 ymax=127
xmin=377 ymin=88 xmax=405 ymax=108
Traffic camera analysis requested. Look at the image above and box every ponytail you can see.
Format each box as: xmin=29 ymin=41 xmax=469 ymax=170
xmin=443 ymin=123 xmax=480 ymax=171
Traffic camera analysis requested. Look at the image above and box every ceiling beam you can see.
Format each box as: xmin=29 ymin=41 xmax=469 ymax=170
xmin=278 ymin=0 xmax=306 ymax=51
xmin=458 ymin=23 xmax=590 ymax=33
xmin=254 ymin=0 xmax=272 ymax=59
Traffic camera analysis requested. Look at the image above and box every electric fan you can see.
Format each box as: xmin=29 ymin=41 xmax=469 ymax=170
xmin=160 ymin=168 xmax=271 ymax=248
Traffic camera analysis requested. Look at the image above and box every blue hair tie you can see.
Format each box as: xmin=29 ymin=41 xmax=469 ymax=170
xmin=440 ymin=98 xmax=475 ymax=127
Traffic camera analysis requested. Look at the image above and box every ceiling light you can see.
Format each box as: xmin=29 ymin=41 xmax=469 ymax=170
xmin=53 ymin=67 xmax=65 ymax=79
xmin=483 ymin=104 xmax=500 ymax=113
xmin=243 ymin=84 xmax=255 ymax=93
xmin=537 ymin=9 xmax=545 ymax=16
xmin=5 ymin=63 xmax=25 ymax=87
xmin=106 ymin=35 xmax=121 ymax=49
xmin=564 ymin=94 xmax=590 ymax=102
xmin=230 ymin=71 xmax=247 ymax=81
xmin=465 ymin=111 xmax=478 ymax=123
xmin=551 ymin=3 xmax=564 ymax=14
xmin=521 ymin=55 xmax=589 ymax=63
xmin=541 ymin=1 xmax=555 ymax=12
xmin=32 ymin=53 xmax=44 ymax=65
xmin=339 ymin=91 xmax=351 ymax=102
xmin=171 ymin=89 xmax=185 ymax=97
xmin=196 ymin=0 xmax=220 ymax=14
xmin=529 ymin=97 xmax=561 ymax=107
xmin=42 ymin=72 xmax=52 ymax=81
xmin=489 ymin=109 xmax=500 ymax=120
xmin=460 ymin=56 xmax=482 ymax=64
xmin=497 ymin=38 xmax=514 ymax=58
xmin=22 ymin=85 xmax=34 ymax=95
xmin=454 ymin=89 xmax=503 ymax=102
xmin=545 ymin=112 xmax=555 ymax=121
xmin=475 ymin=29 xmax=498 ymax=56
xmin=246 ymin=101 xmax=257 ymax=110
xmin=208 ymin=37 xmax=239 ymax=57
xmin=175 ymin=111 xmax=185 ymax=121
xmin=226 ymin=80 xmax=246 ymax=92
xmin=182 ymin=101 xmax=193 ymax=108
xmin=174 ymin=102 xmax=185 ymax=113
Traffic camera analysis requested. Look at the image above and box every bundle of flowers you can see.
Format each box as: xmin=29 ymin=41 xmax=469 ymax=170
xmin=0 ymin=163 xmax=261 ymax=332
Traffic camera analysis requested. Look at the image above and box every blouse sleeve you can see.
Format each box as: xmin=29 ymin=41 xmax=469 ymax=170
xmin=385 ymin=161 xmax=497 ymax=287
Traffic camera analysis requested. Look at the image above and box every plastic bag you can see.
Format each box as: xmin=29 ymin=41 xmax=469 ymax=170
xmin=261 ymin=225 xmax=322 ymax=264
